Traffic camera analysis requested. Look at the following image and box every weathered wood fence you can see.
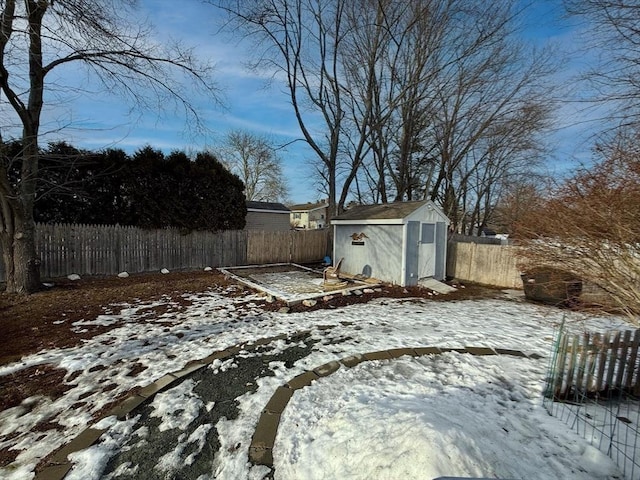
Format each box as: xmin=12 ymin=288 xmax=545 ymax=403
xmin=548 ymin=328 xmax=640 ymax=399
xmin=0 ymin=224 xmax=330 ymax=282
xmin=447 ymin=239 xmax=522 ymax=288
xmin=247 ymin=229 xmax=329 ymax=265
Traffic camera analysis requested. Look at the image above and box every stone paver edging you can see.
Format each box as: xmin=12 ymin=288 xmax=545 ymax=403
xmin=34 ymin=329 xmax=321 ymax=480
xmin=34 ymin=339 xmax=541 ymax=480
xmin=248 ymin=346 xmax=543 ymax=468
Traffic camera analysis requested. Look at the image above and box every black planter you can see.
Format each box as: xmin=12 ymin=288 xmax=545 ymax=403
xmin=521 ymin=268 xmax=582 ymax=306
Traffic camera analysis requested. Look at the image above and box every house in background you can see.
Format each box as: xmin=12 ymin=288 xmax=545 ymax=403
xmin=245 ymin=201 xmax=291 ymax=231
xmin=331 ymin=200 xmax=450 ymax=286
xmin=289 ymin=200 xmax=329 ymax=229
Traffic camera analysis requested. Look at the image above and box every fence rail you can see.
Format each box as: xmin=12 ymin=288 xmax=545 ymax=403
xmin=0 ymin=224 xmax=330 ymax=282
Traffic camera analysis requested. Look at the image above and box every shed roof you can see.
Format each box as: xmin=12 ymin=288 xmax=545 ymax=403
xmin=333 ymin=200 xmax=428 ymax=221
xmin=246 ymin=201 xmax=290 ymax=212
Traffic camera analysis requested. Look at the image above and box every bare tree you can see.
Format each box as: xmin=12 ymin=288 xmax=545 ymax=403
xmin=490 ymin=177 xmax=545 ymax=236
xmin=352 ymin=0 xmax=555 ymax=221
xmin=516 ymin=127 xmax=640 ymax=323
xmin=425 ymin=4 xmax=556 ymax=232
xmin=219 ymin=130 xmax=288 ymax=202
xmin=214 ymin=0 xmax=350 ymax=218
xmin=215 ymin=0 xmax=555 ymax=221
xmin=565 ymin=0 xmax=640 ymax=127
xmin=0 ymin=0 xmax=217 ymax=293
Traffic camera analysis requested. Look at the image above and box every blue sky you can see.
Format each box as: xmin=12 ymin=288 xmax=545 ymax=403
xmin=31 ymin=0 xmax=607 ymax=204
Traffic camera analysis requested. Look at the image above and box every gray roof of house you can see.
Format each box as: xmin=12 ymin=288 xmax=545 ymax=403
xmin=288 ymin=200 xmax=328 ymax=211
xmin=246 ymin=201 xmax=290 ymax=212
xmin=333 ymin=201 xmax=428 ymax=221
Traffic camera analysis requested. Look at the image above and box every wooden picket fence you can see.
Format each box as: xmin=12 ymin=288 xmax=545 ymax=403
xmin=548 ymin=328 xmax=640 ymax=399
xmin=0 ymin=223 xmax=330 ymax=281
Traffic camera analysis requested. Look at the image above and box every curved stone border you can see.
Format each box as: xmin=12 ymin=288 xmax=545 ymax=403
xmin=248 ymin=346 xmax=543 ymax=467
xmin=35 ymin=328 xmax=327 ymax=480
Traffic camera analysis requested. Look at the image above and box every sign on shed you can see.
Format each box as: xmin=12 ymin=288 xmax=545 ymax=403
xmin=331 ymin=200 xmax=450 ymax=286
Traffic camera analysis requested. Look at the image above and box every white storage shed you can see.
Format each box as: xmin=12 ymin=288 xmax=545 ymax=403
xmin=331 ymin=200 xmax=449 ymax=286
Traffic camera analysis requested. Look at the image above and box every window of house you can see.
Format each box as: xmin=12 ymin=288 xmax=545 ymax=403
xmin=293 ymin=213 xmax=301 ymax=219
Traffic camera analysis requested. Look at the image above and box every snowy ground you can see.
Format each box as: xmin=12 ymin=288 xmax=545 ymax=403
xmin=0 ymin=284 xmax=634 ymax=480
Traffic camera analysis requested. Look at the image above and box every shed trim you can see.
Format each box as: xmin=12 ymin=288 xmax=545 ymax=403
xmin=331 ymin=218 xmax=405 ymax=225
xmin=247 ymin=208 xmax=290 ymax=215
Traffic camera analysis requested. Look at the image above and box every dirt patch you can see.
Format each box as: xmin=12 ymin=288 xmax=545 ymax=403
xmin=0 ymin=270 xmax=232 ymax=366
xmin=1 ymin=270 xmax=499 ymax=368
xmin=0 ymin=268 xmax=499 ymax=417
xmin=0 ymin=365 xmax=70 ymax=412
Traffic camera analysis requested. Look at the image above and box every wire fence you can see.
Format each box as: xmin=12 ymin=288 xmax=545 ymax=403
xmin=543 ymin=319 xmax=640 ymax=479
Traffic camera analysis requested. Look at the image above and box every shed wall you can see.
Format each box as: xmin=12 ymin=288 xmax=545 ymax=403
xmin=334 ymin=224 xmax=404 ymax=284
xmin=245 ymin=211 xmax=290 ymax=231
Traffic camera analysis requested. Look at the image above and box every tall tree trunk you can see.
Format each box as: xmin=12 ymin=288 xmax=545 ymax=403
xmin=0 ymin=197 xmax=40 ymax=294
xmin=9 ymin=213 xmax=40 ymax=293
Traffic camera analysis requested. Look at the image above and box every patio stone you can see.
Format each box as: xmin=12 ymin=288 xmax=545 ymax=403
xmin=286 ymin=371 xmax=319 ymax=390
xmin=172 ymin=360 xmax=206 ymax=378
xmin=313 ymin=361 xmax=341 ymax=377
xmin=465 ymin=347 xmax=497 ymax=356
xmin=414 ymin=347 xmax=442 ymax=356
xmin=340 ymin=354 xmax=365 ymax=368
xmin=251 ymin=411 xmax=281 ymax=450
xmin=439 ymin=347 xmax=468 ymax=354
xmin=223 ymin=345 xmax=242 ymax=356
xmin=387 ymin=348 xmax=418 ymax=358
xmin=249 ymin=446 xmax=274 ymax=466
xmin=34 ymin=463 xmax=72 ymax=480
xmin=138 ymin=374 xmax=178 ymax=398
xmin=363 ymin=350 xmax=392 ymax=361
xmin=106 ymin=394 xmax=148 ymax=420
xmin=264 ymin=387 xmax=294 ymax=414
xmin=49 ymin=427 xmax=107 ymax=464
xmin=495 ymin=348 xmax=528 ymax=357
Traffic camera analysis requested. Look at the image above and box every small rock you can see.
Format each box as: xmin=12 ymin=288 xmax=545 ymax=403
xmin=204 ymin=266 xmax=213 ymax=272
xmin=161 ymin=268 xmax=170 ymax=274
xmin=265 ymin=295 xmax=274 ymax=303
xmin=67 ymin=274 xmax=81 ymax=281
xmin=302 ymin=299 xmax=317 ymax=307
xmin=342 ymin=290 xmax=352 ymax=296
xmin=323 ymin=295 xmax=333 ymax=302
xmin=354 ymin=289 xmax=363 ymax=296
xmin=363 ymin=288 xmax=375 ymax=294
xmin=374 ymin=288 xmax=382 ymax=292
xmin=42 ymin=282 xmax=54 ymax=288
xmin=278 ymin=307 xmax=290 ymax=314
xmin=117 ymin=271 xmax=129 ymax=278
xmin=402 ymin=288 xmax=409 ymax=294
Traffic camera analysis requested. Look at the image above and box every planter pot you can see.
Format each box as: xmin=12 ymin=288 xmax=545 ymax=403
xmin=521 ymin=268 xmax=582 ymax=306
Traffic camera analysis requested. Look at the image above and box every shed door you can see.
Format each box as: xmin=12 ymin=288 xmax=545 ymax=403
xmin=435 ymin=221 xmax=447 ymax=280
xmin=418 ymin=222 xmax=436 ymax=279
xmin=405 ymin=221 xmax=420 ymax=286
